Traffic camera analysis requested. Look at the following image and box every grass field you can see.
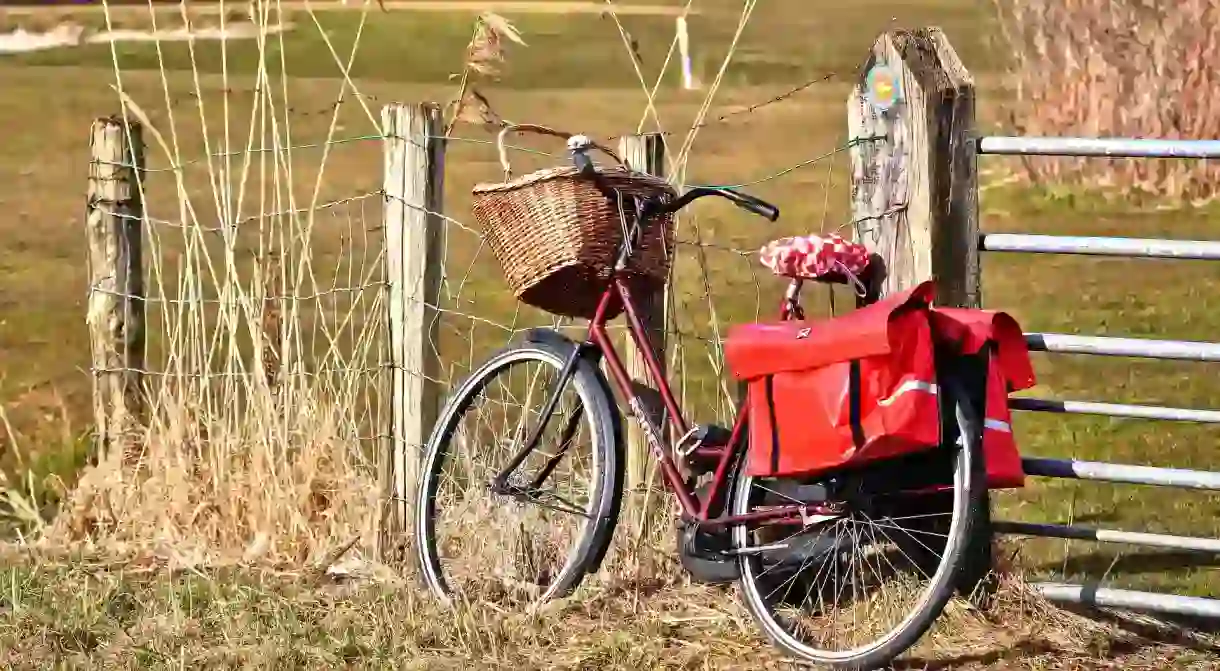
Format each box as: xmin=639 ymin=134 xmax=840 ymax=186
xmin=0 ymin=0 xmax=1218 ymax=667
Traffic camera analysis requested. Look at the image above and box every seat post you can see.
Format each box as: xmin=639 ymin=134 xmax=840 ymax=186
xmin=782 ymin=279 xmax=805 ymax=320
xmin=856 ymin=261 xmax=883 ymax=308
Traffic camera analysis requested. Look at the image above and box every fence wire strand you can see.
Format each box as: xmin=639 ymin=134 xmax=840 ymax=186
xmin=73 ymin=0 xmax=870 ymax=567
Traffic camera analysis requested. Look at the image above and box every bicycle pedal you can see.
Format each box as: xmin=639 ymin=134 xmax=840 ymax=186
xmin=693 ymin=423 xmax=733 ymax=446
xmin=677 ymin=522 xmax=740 ymax=584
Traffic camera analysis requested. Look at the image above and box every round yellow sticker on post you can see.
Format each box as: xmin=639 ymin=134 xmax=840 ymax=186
xmin=866 ymin=64 xmax=901 ymax=111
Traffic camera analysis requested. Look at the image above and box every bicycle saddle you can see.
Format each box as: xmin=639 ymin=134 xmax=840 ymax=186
xmin=759 ymin=233 xmax=870 ymax=283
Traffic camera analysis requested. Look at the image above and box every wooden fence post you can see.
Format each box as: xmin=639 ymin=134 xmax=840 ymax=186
xmin=379 ymin=102 xmax=445 ymax=559
xmin=848 ymin=28 xmax=979 ymax=307
xmin=848 ymin=29 xmax=992 ymax=604
xmin=617 ymin=133 xmax=667 ymax=496
xmin=86 ymin=116 xmax=146 ymax=465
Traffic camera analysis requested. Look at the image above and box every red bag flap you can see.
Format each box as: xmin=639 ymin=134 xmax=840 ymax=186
xmin=725 ymin=281 xmax=936 ymax=380
xmin=930 ymin=307 xmax=1036 ymax=391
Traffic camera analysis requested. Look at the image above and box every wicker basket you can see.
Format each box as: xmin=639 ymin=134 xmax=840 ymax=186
xmin=471 ymin=124 xmax=678 ymax=320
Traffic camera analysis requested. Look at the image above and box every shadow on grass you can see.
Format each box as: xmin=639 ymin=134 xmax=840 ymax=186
xmin=898 ymin=612 xmax=1219 ymax=670
xmin=1078 ymin=607 xmax=1220 ymax=654
xmin=1035 ymin=549 xmax=1220 ymax=579
xmin=898 ymin=631 xmax=1210 ymax=670
xmin=894 ymin=638 xmax=1064 ymax=670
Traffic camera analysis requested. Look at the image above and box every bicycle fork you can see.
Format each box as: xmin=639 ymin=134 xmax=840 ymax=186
xmin=490 ymin=343 xmax=589 ymax=496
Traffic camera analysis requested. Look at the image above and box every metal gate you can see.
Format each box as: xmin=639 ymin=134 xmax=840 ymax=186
xmin=978 ymin=135 xmax=1220 ymax=619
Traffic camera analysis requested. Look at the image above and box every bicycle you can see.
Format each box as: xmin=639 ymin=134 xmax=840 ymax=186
xmin=414 ymin=130 xmax=997 ymax=670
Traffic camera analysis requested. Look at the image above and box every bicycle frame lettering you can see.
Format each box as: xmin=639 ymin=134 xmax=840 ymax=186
xmin=626 ymin=396 xmax=668 ymax=463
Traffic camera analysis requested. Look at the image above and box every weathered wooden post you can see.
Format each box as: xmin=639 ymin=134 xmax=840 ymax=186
xmin=86 ymin=116 xmax=146 ymax=465
xmin=848 ymin=28 xmax=992 ymax=603
xmin=617 ymin=132 xmax=668 ymax=498
xmin=848 ymin=28 xmax=980 ymax=308
xmin=379 ymin=102 xmax=445 ymax=559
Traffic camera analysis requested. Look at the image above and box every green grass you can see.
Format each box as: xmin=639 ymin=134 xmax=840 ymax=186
xmin=0 ymin=0 xmax=1218 ymax=663
xmin=3 ymin=1 xmax=998 ymax=88
xmin=979 ymin=188 xmax=1220 ymax=597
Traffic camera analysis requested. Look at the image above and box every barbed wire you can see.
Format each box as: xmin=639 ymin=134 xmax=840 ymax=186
xmin=93 ymin=133 xmax=884 ymax=323
xmin=142 ymin=72 xmax=837 ymax=142
xmin=690 ymin=134 xmax=880 ymax=189
xmin=88 ymin=67 xmax=889 ymax=471
xmin=91 ymin=191 xmax=382 ymax=233
xmin=114 ymin=68 xmax=844 ymax=182
xmin=650 ymin=72 xmax=839 ymax=141
xmin=91 ymin=320 xmax=736 ymax=382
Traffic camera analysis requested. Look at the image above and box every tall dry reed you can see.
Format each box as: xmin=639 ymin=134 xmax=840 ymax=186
xmin=39 ymin=0 xmax=386 ymax=569
xmin=993 ymin=0 xmax=1220 ymax=204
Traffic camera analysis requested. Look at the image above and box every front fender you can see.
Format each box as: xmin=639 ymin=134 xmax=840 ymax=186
xmin=519 ymin=328 xmax=619 ymax=428
xmin=518 ymin=327 xmax=625 ymax=574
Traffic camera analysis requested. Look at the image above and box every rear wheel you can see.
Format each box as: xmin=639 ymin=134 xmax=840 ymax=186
xmin=731 ymin=385 xmax=987 ymax=670
xmin=415 ymin=338 xmax=622 ymax=609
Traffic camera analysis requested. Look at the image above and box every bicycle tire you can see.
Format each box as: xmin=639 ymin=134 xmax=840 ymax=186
xmin=731 ymin=380 xmax=987 ymax=670
xmin=415 ymin=335 xmax=623 ymax=607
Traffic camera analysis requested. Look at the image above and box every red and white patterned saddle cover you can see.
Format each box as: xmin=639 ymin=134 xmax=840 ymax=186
xmin=758 ymin=233 xmax=870 ymax=281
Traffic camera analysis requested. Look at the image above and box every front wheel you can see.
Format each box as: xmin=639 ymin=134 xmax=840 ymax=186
xmin=731 ymin=384 xmax=987 ymax=670
xmin=415 ymin=337 xmax=622 ymax=609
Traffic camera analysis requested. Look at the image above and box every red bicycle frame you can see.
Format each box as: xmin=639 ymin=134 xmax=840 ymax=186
xmin=487 ymin=170 xmax=841 ymax=530
xmin=586 ymin=274 xmax=833 ymax=530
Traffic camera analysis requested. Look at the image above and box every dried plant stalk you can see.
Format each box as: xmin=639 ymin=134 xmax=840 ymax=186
xmin=993 ymin=0 xmax=1220 ymax=204
xmin=445 ymin=12 xmax=524 ymax=134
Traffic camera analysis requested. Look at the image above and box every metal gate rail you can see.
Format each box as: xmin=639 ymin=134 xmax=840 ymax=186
xmin=978 ymin=135 xmax=1220 ymax=619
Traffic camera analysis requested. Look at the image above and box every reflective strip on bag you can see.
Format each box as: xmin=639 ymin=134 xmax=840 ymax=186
xmin=984 ymin=418 xmax=1012 ymax=433
xmin=877 ymin=379 xmax=938 ymax=407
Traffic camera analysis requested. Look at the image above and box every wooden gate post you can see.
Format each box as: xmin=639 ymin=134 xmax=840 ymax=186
xmin=617 ymin=133 xmax=668 ymax=497
xmin=848 ymin=28 xmax=992 ymax=604
xmin=86 ymin=116 xmax=146 ymax=465
xmin=848 ymin=28 xmax=979 ymax=307
xmin=380 ymin=102 xmax=445 ymax=559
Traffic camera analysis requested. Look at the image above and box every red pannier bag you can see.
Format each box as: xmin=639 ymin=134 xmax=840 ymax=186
xmin=930 ymin=307 xmax=1036 ymax=489
xmin=724 ymin=281 xmax=941 ymax=478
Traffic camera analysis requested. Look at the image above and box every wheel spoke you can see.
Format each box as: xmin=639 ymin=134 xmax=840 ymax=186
xmin=733 ymin=390 xmax=982 ymax=667
xmin=416 ymin=347 xmax=614 ymax=610
xmin=526 ymin=406 xmax=585 ymax=490
xmin=506 ymin=485 xmax=592 ymax=519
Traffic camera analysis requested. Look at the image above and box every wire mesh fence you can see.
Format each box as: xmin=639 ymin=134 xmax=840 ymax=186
xmin=71 ymin=122 xmax=860 ymax=567
xmin=44 ymin=0 xmax=870 ymax=573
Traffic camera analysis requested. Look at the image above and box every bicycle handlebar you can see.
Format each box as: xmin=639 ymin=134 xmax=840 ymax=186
xmin=660 ymin=186 xmax=780 ymax=222
xmin=570 ymin=144 xmax=780 ymax=223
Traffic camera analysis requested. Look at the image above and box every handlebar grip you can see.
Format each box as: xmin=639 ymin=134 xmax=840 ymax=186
xmin=718 ymin=188 xmax=780 ymax=222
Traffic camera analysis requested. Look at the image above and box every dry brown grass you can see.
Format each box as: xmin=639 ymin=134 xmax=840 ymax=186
xmin=2 ymin=543 xmax=1216 ymax=669
xmin=4 ymin=1 xmax=395 ymax=568
xmin=444 ymin=11 xmax=523 ymax=132
xmin=992 ymin=0 xmax=1220 ymax=203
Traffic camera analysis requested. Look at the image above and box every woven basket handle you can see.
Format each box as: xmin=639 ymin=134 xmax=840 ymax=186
xmin=496 ymin=123 xmax=624 ymax=176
